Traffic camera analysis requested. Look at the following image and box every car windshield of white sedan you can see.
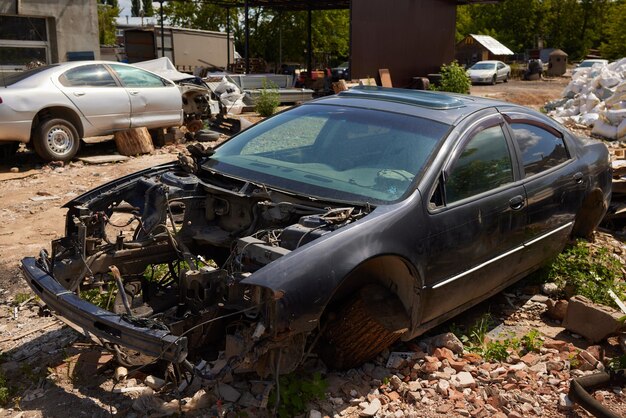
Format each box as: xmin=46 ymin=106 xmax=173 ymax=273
xmin=470 ymin=63 xmax=495 ymax=70
xmin=205 ymin=105 xmax=448 ymax=203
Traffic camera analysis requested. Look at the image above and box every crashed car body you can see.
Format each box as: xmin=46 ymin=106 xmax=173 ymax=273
xmin=0 ymin=61 xmax=183 ymax=161
xmin=22 ymin=86 xmax=611 ymax=375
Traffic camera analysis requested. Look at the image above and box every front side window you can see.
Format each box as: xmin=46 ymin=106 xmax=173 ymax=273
xmin=446 ymin=125 xmax=513 ymax=203
xmin=59 ymin=64 xmax=117 ymax=87
xmin=109 ymin=64 xmax=171 ymax=88
xmin=510 ymin=123 xmax=569 ymax=177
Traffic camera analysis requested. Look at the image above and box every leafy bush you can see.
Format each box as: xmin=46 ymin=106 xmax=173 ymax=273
xmin=432 ymin=61 xmax=471 ymax=94
xmin=255 ymin=81 xmax=280 ymax=117
xmin=542 ymin=240 xmax=625 ymax=308
xmin=269 ymin=372 xmax=327 ymax=418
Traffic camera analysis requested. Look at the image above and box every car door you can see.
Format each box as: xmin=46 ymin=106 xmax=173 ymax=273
xmin=496 ymin=62 xmax=505 ymax=80
xmin=107 ymin=64 xmax=183 ymax=129
xmin=502 ymin=111 xmax=584 ymax=273
xmin=421 ymin=112 xmax=527 ymax=322
xmin=55 ymin=63 xmax=131 ymax=133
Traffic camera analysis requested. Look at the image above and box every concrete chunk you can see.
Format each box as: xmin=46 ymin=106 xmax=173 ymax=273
xmin=563 ymin=295 xmax=624 ymax=342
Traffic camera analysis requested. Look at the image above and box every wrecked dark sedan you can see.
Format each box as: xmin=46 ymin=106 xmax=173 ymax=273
xmin=22 ymin=86 xmax=611 ymax=376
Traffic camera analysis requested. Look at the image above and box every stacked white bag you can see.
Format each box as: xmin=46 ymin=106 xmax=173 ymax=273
xmin=546 ymin=58 xmax=626 ymax=140
xmin=213 ymin=78 xmax=246 ymax=115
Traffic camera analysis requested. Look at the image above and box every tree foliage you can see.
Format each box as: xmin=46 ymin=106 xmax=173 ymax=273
xmin=158 ymin=2 xmax=349 ymax=68
xmin=456 ymin=0 xmax=618 ymax=60
xmin=601 ymin=0 xmax=626 ymax=60
xmin=98 ymin=0 xmax=119 ymax=45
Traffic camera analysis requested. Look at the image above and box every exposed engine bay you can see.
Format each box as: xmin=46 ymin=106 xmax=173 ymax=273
xmin=36 ymin=149 xmax=367 ymax=377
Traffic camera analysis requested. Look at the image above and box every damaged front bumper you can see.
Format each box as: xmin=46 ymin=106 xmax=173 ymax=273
xmin=22 ymin=256 xmax=187 ymax=363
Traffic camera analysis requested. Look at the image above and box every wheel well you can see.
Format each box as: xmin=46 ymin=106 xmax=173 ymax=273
xmin=322 ymin=255 xmax=422 ymax=336
xmin=572 ymin=188 xmax=606 ymax=239
xmin=32 ymin=107 xmax=84 ymax=139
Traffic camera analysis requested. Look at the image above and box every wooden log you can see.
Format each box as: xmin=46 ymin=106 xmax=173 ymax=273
xmin=318 ymin=284 xmax=409 ymax=370
xmin=114 ymin=127 xmax=154 ymax=156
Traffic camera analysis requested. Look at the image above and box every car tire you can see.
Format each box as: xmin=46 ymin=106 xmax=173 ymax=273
xmin=317 ymin=284 xmax=409 ymax=370
xmin=33 ymin=118 xmax=80 ymax=162
xmin=504 ymin=73 xmax=510 ymax=83
xmin=492 ymin=74 xmax=497 ymax=85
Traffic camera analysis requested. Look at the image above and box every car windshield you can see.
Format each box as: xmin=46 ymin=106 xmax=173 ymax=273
xmin=203 ymin=104 xmax=448 ymax=204
xmin=470 ymin=63 xmax=495 ymax=70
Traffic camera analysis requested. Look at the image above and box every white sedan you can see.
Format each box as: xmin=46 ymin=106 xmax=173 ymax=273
xmin=0 ymin=61 xmax=183 ymax=161
xmin=467 ymin=60 xmax=511 ymax=85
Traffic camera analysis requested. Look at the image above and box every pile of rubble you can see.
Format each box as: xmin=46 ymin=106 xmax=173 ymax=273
xmin=546 ymin=58 xmax=626 ymax=140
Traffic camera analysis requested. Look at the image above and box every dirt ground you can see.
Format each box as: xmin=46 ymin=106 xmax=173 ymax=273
xmin=0 ymin=77 xmax=623 ymax=417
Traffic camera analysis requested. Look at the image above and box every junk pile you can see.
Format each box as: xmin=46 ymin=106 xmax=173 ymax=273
xmin=545 ymin=58 xmax=626 ymax=141
xmin=211 ymin=78 xmax=246 ymax=115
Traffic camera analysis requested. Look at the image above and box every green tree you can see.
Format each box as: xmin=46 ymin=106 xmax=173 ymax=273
xmin=131 ymin=0 xmax=140 ymax=17
xmin=142 ymin=0 xmax=154 ymax=17
xmin=601 ymin=0 xmax=626 ymax=60
xmin=159 ymin=2 xmax=349 ymax=70
xmin=98 ymin=0 xmax=119 ymax=45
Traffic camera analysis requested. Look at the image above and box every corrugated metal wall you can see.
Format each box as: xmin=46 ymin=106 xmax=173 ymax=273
xmin=351 ymin=0 xmax=456 ymax=87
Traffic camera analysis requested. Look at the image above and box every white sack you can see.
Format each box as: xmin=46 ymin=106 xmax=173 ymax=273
xmin=592 ymin=119 xmax=618 ymax=140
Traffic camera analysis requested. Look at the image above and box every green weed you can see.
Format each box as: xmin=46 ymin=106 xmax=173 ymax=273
xmin=255 ymin=81 xmax=280 ymax=117
xmin=11 ymin=293 xmax=31 ymax=306
xmin=80 ymin=283 xmax=116 ymax=310
xmin=541 ymin=240 xmax=626 ymax=308
xmin=520 ymin=329 xmax=543 ymax=353
xmin=268 ymin=372 xmax=327 ymax=418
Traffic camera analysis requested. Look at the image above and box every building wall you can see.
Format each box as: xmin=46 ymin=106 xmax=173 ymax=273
xmin=0 ymin=0 xmax=99 ymax=70
xmin=350 ymin=0 xmax=457 ymax=87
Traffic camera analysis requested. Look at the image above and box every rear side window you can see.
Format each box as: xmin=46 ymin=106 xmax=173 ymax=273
xmin=446 ymin=125 xmax=513 ymax=203
xmin=510 ymin=123 xmax=569 ymax=177
xmin=59 ymin=64 xmax=117 ymax=87
xmin=109 ymin=64 xmax=172 ymax=88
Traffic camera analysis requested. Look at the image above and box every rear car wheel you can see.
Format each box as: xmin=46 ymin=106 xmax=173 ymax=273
xmin=33 ymin=118 xmax=80 ymax=162
xmin=504 ymin=73 xmax=510 ymax=83
xmin=492 ymin=74 xmax=497 ymax=85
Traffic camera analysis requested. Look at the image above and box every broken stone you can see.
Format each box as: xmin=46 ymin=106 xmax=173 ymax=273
xmin=437 ymin=379 xmax=450 ymax=396
xmin=360 ymin=398 xmax=381 ymax=416
xmin=389 ymin=375 xmax=402 ymax=390
xmin=558 ymin=393 xmax=574 ymax=411
xmin=452 ymin=371 xmax=476 ymax=388
xmin=563 ymin=295 xmax=624 ymax=342
xmin=430 ymin=332 xmax=464 ymax=354
xmin=520 ymin=352 xmax=540 ymax=366
xmin=144 ymin=375 xmax=165 ymax=390
xmin=540 ymin=283 xmax=559 ymax=296
xmin=433 ymin=347 xmax=456 ymax=362
xmin=309 ymin=410 xmax=323 ymax=418
xmin=216 ymin=383 xmax=241 ymax=403
xmin=545 ymin=299 xmax=568 ymax=321
xmin=436 ymin=403 xmax=454 ymax=413
xmin=114 ymin=366 xmax=128 ymax=381
xmin=10 ymin=167 xmax=19 ymax=173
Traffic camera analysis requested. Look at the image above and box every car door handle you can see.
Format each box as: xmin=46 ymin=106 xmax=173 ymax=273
xmin=129 ymin=91 xmax=140 ymax=96
xmin=509 ymin=195 xmax=525 ymax=210
xmin=573 ymin=172 xmax=584 ymax=184
xmin=73 ymin=91 xmax=86 ymax=97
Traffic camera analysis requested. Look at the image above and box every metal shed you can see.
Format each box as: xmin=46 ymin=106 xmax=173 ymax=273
xmin=154 ymin=0 xmax=498 ymax=87
xmin=455 ymin=34 xmax=514 ymax=68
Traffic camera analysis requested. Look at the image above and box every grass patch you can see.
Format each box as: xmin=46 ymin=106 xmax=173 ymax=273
xmin=537 ymin=240 xmax=626 ymax=308
xmin=268 ymin=372 xmax=327 ymax=418
xmin=11 ymin=292 xmax=31 ymax=306
xmin=80 ymin=283 xmax=116 ymax=310
xmin=450 ymin=314 xmax=543 ymax=362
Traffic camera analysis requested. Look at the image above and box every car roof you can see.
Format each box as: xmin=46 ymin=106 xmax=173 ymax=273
xmin=6 ymin=60 xmax=170 ymax=87
xmin=309 ymin=85 xmax=515 ymax=126
xmin=473 ymin=60 xmax=500 ymax=64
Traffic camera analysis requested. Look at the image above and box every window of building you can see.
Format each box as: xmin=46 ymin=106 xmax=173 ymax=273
xmin=0 ymin=15 xmax=49 ymax=69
